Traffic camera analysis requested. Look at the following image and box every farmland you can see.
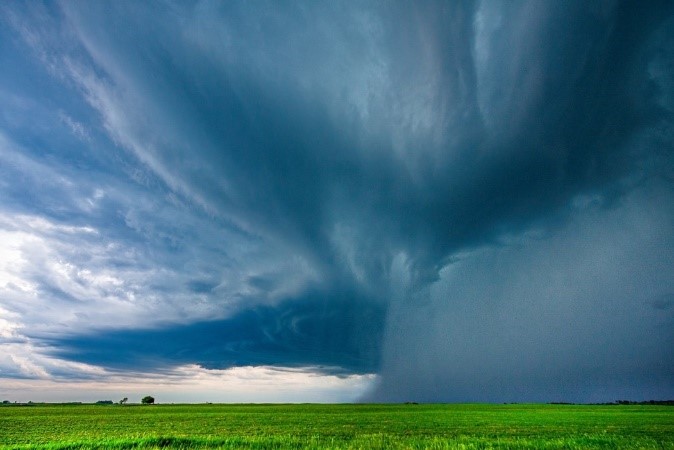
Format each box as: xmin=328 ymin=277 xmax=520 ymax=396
xmin=1 ymin=403 xmax=673 ymax=449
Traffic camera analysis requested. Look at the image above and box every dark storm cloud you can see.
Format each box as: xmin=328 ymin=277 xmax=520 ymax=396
xmin=43 ymin=292 xmax=384 ymax=376
xmin=650 ymin=293 xmax=674 ymax=311
xmin=367 ymin=182 xmax=674 ymax=402
xmin=1 ymin=0 xmax=673 ymax=401
xmin=41 ymin=0 xmax=669 ymax=284
xmin=393 ymin=0 xmax=674 ymax=271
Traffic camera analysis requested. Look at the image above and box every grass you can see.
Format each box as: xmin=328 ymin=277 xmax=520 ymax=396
xmin=1 ymin=403 xmax=673 ymax=449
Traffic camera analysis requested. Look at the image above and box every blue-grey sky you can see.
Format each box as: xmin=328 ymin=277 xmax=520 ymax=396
xmin=1 ymin=0 xmax=673 ymax=403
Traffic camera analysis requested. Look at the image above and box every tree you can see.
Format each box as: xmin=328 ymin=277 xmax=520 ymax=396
xmin=119 ymin=397 xmax=128 ymax=405
xmin=141 ymin=396 xmax=155 ymax=405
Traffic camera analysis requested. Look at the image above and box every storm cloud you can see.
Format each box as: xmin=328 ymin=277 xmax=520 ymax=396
xmin=1 ymin=0 xmax=673 ymax=402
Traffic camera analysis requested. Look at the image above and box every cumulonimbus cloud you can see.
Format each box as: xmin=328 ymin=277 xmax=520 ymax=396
xmin=0 ymin=0 xmax=673 ymax=402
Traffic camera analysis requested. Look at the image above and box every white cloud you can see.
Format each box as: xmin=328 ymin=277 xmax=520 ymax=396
xmin=0 ymin=364 xmax=377 ymax=403
xmin=58 ymin=110 xmax=91 ymax=142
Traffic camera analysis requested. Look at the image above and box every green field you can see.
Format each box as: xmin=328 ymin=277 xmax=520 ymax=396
xmin=1 ymin=403 xmax=673 ymax=449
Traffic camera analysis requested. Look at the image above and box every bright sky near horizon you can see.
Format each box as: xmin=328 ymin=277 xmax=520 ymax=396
xmin=1 ymin=0 xmax=673 ymax=404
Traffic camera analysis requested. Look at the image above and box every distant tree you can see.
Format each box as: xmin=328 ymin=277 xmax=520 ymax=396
xmin=95 ymin=400 xmax=114 ymax=405
xmin=141 ymin=396 xmax=155 ymax=405
xmin=120 ymin=397 xmax=128 ymax=405
xmin=2 ymin=400 xmax=9 ymax=404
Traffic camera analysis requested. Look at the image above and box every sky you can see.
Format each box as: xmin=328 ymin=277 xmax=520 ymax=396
xmin=0 ymin=0 xmax=673 ymax=404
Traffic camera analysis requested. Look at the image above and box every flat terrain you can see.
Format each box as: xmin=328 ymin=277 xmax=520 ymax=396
xmin=1 ymin=403 xmax=673 ymax=449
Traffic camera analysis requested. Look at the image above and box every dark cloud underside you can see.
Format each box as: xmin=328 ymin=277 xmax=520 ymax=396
xmin=44 ymin=292 xmax=384 ymax=376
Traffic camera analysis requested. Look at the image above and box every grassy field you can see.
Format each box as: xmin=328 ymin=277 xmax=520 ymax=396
xmin=1 ymin=403 xmax=673 ymax=449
